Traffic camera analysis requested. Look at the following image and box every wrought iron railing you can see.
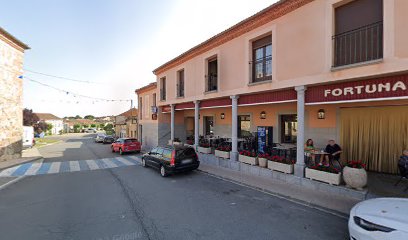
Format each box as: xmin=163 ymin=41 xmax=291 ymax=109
xmin=249 ymin=55 xmax=272 ymax=83
xmin=333 ymin=21 xmax=383 ymax=68
xmin=205 ymin=73 xmax=218 ymax=92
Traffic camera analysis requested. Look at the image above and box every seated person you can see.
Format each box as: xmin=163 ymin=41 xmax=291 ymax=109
xmin=324 ymin=140 xmax=342 ymax=167
xmin=399 ymin=150 xmax=408 ymax=170
xmin=304 ymin=139 xmax=316 ymax=165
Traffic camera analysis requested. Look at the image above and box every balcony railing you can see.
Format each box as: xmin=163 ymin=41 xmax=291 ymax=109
xmin=205 ymin=73 xmax=218 ymax=92
xmin=249 ymin=55 xmax=272 ymax=83
xmin=333 ymin=21 xmax=383 ymax=68
xmin=177 ymin=83 xmax=184 ymax=97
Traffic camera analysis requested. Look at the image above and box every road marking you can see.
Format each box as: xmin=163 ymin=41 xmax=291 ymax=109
xmin=69 ymin=161 xmax=81 ymax=172
xmin=36 ymin=163 xmax=51 ymax=175
xmin=101 ymin=159 xmax=117 ymax=168
xmin=86 ymin=160 xmax=100 ymax=170
xmin=0 ymin=166 xmax=19 ymax=177
xmin=25 ymin=163 xmax=42 ymax=175
xmin=116 ymin=157 xmax=136 ymax=166
xmin=11 ymin=163 xmax=33 ymax=176
xmin=78 ymin=160 xmax=90 ymax=171
xmin=48 ymin=162 xmax=61 ymax=174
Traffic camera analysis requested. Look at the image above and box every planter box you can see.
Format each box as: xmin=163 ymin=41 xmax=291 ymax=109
xmin=239 ymin=155 xmax=258 ymax=165
xmin=267 ymin=161 xmax=293 ymax=174
xmin=215 ymin=150 xmax=230 ymax=159
xmin=197 ymin=146 xmax=212 ymax=154
xmin=305 ymin=168 xmax=341 ymax=185
xmin=258 ymin=158 xmax=268 ymax=168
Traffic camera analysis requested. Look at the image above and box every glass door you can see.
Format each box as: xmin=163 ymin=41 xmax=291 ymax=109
xmin=204 ymin=116 xmax=214 ymax=136
xmin=280 ymin=115 xmax=297 ymax=143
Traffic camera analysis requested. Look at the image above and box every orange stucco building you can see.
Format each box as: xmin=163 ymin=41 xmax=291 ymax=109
xmin=147 ymin=0 xmax=408 ymax=175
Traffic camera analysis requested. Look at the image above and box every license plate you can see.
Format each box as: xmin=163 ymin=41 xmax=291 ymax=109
xmin=130 ymin=144 xmax=136 ymax=147
xmin=182 ymin=159 xmax=192 ymax=164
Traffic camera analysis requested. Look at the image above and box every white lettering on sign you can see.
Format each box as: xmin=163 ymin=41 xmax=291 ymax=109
xmin=324 ymin=81 xmax=407 ymax=98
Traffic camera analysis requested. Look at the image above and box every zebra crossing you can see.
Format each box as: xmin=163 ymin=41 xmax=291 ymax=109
xmin=0 ymin=156 xmax=141 ymax=177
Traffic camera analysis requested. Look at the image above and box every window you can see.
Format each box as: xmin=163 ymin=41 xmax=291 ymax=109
xmin=280 ymin=115 xmax=297 ymax=144
xmin=152 ymin=93 xmax=156 ymax=107
xmin=162 ymin=149 xmax=172 ymax=159
xmin=206 ymin=57 xmax=218 ymax=92
xmin=177 ymin=69 xmax=185 ymax=97
xmin=151 ymin=147 xmax=159 ymax=155
xmin=251 ymin=35 xmax=272 ymax=83
xmin=238 ymin=115 xmax=251 ymax=137
xmin=160 ymin=77 xmax=166 ymax=101
xmin=204 ymin=116 xmax=214 ymax=136
xmin=333 ymin=0 xmax=383 ymax=67
xmin=139 ymin=97 xmax=143 ymax=119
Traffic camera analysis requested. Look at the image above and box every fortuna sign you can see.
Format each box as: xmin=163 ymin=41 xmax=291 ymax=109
xmin=324 ymin=81 xmax=407 ymax=98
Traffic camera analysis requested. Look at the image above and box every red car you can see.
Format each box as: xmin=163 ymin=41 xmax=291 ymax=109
xmin=111 ymin=138 xmax=141 ymax=155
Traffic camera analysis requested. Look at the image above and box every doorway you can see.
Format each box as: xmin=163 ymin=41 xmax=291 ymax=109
xmin=280 ymin=114 xmax=297 ymax=143
xmin=204 ymin=116 xmax=214 ymax=136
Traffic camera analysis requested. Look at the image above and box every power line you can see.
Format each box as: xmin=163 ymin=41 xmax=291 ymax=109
xmin=24 ymin=68 xmax=103 ymax=84
xmin=23 ymin=76 xmax=132 ymax=102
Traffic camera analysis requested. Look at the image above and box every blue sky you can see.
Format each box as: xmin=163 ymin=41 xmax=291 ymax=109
xmin=1 ymin=0 xmax=276 ymax=117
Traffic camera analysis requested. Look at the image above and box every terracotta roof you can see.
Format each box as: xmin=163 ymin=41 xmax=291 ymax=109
xmin=34 ymin=113 xmax=62 ymax=120
xmin=0 ymin=27 xmax=30 ymax=50
xmin=118 ymin=108 xmax=138 ymax=118
xmin=135 ymin=82 xmax=157 ymax=94
xmin=153 ymin=0 xmax=313 ymax=75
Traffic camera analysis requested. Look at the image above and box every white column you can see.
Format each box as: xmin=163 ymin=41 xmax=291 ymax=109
xmin=230 ymin=95 xmax=239 ymax=161
xmin=170 ymin=104 xmax=175 ymax=143
xmin=194 ymin=100 xmax=200 ymax=147
xmin=295 ymin=86 xmax=306 ymax=178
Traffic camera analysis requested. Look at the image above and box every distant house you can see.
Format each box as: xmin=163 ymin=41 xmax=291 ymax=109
xmin=0 ymin=27 xmax=29 ymax=161
xmin=34 ymin=113 xmax=63 ymax=135
xmin=114 ymin=108 xmax=138 ymax=138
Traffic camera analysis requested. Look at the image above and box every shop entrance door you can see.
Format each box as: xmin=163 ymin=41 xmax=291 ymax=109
xmin=204 ymin=116 xmax=214 ymax=136
xmin=340 ymin=105 xmax=408 ymax=174
xmin=280 ymin=114 xmax=297 ymax=144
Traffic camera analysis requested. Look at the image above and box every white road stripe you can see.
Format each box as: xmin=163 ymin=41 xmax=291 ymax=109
xmin=126 ymin=156 xmax=140 ymax=162
xmin=48 ymin=162 xmax=61 ymax=174
xmin=25 ymin=163 xmax=42 ymax=175
xmin=116 ymin=157 xmax=136 ymax=166
xmin=101 ymin=159 xmax=117 ymax=168
xmin=69 ymin=161 xmax=80 ymax=172
xmin=86 ymin=160 xmax=100 ymax=170
xmin=0 ymin=166 xmax=20 ymax=177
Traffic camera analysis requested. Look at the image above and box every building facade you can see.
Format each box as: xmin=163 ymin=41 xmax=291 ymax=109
xmin=135 ymin=83 xmax=159 ymax=151
xmin=114 ymin=108 xmax=138 ymax=138
xmin=34 ymin=113 xmax=64 ymax=135
xmin=153 ymin=0 xmax=408 ymax=175
xmin=0 ymin=27 xmax=29 ymax=161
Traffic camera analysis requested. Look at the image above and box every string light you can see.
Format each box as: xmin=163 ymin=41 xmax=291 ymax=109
xmin=24 ymin=68 xmax=104 ymax=84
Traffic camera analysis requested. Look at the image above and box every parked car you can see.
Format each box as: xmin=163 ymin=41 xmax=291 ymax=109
xmin=23 ymin=126 xmax=35 ymax=149
xmin=141 ymin=146 xmax=200 ymax=177
xmin=349 ymin=197 xmax=408 ymax=240
xmin=103 ymin=135 xmax=115 ymax=144
xmin=85 ymin=128 xmax=97 ymax=133
xmin=111 ymin=138 xmax=141 ymax=154
xmin=95 ymin=133 xmax=106 ymax=143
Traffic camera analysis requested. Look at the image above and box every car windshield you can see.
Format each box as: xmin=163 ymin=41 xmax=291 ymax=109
xmin=125 ymin=139 xmax=137 ymax=143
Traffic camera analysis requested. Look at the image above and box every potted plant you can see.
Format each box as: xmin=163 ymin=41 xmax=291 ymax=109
xmin=257 ymin=153 xmax=269 ymax=168
xmin=305 ymin=165 xmax=341 ymax=185
xmin=267 ymin=155 xmax=295 ymax=174
xmin=239 ymin=150 xmax=258 ymax=165
xmin=197 ymin=142 xmax=211 ymax=154
xmin=343 ymin=160 xmax=367 ymax=190
xmin=215 ymin=146 xmax=231 ymax=159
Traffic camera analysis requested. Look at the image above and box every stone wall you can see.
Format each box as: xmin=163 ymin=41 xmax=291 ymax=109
xmin=0 ymin=35 xmax=25 ymax=161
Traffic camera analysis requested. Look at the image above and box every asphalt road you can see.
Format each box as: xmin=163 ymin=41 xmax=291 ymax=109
xmin=0 ymin=134 xmax=349 ymax=240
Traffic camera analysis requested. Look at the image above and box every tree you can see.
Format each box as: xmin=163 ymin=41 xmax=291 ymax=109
xmin=90 ymin=124 xmax=96 ymax=128
xmin=99 ymin=123 xmax=105 ymax=129
xmin=82 ymin=124 xmax=89 ymax=128
xmin=75 ymin=115 xmax=82 ymax=119
xmin=23 ymin=108 xmax=39 ymax=126
xmin=84 ymin=115 xmax=95 ymax=120
xmin=73 ymin=124 xmax=81 ymax=133
xmin=104 ymin=123 xmax=114 ymax=135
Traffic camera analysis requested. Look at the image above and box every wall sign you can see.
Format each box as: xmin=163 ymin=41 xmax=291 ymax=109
xmin=306 ymin=74 xmax=408 ymax=104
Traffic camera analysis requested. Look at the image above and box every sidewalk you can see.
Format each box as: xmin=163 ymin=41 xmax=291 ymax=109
xmin=0 ymin=147 xmax=43 ymax=171
xmin=198 ymin=163 xmax=359 ymax=215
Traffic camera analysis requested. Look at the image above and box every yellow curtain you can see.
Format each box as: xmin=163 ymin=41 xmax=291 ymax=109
xmin=340 ymin=106 xmax=408 ymax=174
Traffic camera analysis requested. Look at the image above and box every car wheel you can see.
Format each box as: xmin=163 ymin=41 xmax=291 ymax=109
xmin=119 ymin=148 xmax=123 ymax=155
xmin=160 ymin=165 xmax=167 ymax=177
xmin=141 ymin=158 xmax=147 ymax=168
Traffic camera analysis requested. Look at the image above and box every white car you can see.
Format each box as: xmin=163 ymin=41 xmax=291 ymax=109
xmin=349 ymin=198 xmax=408 ymax=240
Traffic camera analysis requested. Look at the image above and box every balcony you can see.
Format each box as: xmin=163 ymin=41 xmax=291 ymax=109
xmin=333 ymin=21 xmax=383 ymax=68
xmin=205 ymin=73 xmax=218 ymax=92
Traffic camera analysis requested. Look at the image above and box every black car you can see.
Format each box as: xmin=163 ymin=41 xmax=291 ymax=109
xmin=141 ymin=146 xmax=200 ymax=177
xmin=103 ymin=136 xmax=115 ymax=144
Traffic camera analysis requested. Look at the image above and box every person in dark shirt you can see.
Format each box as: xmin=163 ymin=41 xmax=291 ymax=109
xmin=399 ymin=150 xmax=408 ymax=169
xmin=323 ymin=140 xmax=342 ymax=166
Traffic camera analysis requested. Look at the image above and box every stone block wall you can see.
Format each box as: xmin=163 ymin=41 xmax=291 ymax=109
xmin=0 ymin=34 xmax=25 ymax=161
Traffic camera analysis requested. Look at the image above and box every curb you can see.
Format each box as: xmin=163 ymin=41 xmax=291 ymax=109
xmin=0 ymin=156 xmax=44 ymax=172
xmin=0 ymin=176 xmax=28 ymax=191
xmin=35 ymin=140 xmax=62 ymax=149
xmin=196 ymin=168 xmax=349 ymax=219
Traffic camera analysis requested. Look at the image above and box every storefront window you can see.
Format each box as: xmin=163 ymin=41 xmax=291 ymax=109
xmin=204 ymin=116 xmax=214 ymax=136
xmin=238 ymin=115 xmax=251 ymax=137
xmin=280 ymin=114 xmax=297 ymax=143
